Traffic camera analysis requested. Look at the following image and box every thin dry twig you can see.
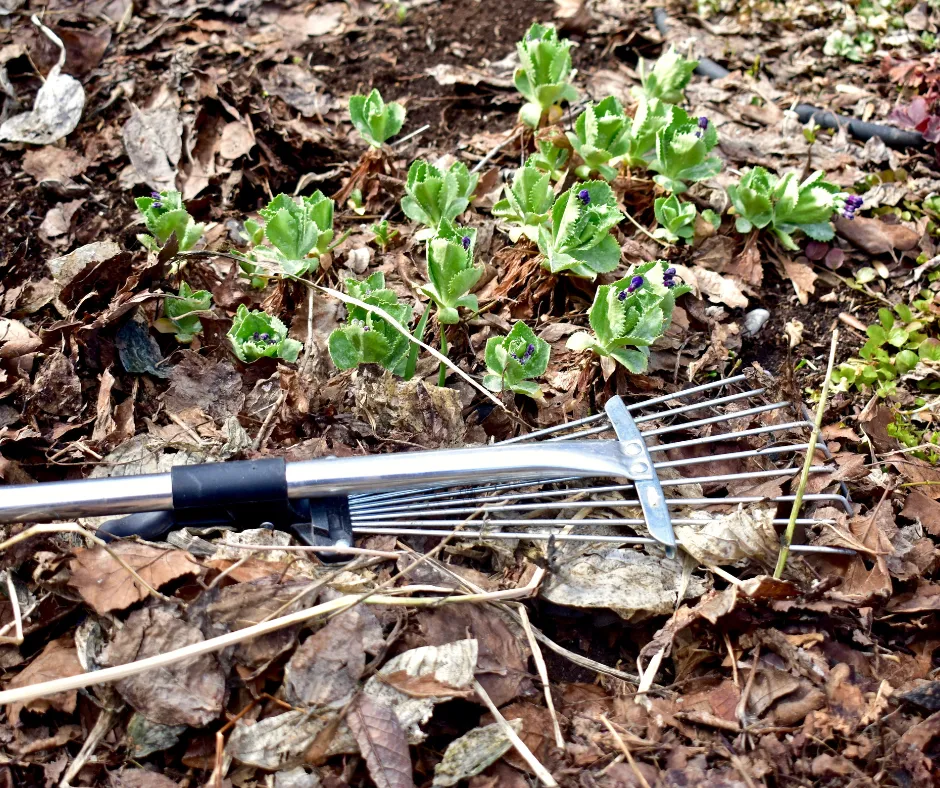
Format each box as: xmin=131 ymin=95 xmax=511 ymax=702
xmin=601 ymin=715 xmax=651 ymax=788
xmin=517 ymin=603 xmax=564 ymax=749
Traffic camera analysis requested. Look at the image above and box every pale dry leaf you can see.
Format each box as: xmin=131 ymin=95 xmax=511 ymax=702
xmin=781 ymin=258 xmax=817 ymax=305
xmin=674 ymin=507 xmax=780 ymax=569
xmin=432 ymin=720 xmax=520 ymax=787
xmin=784 ymin=319 xmax=804 ymax=348
xmin=122 ymin=104 xmax=182 ymax=191
xmin=377 ymin=670 xmax=474 ymax=699
xmin=68 ymin=542 xmax=201 ymax=615
xmin=674 ymin=264 xmax=748 ymax=308
xmin=347 ymin=694 xmax=415 ymax=788
xmin=541 ymin=549 xmax=709 ymax=620
xmin=218 ymin=121 xmax=254 ymax=160
xmin=104 ymin=606 xmax=225 ymax=727
xmin=4 ymin=637 xmax=83 ymax=725
xmin=227 ymin=709 xmax=335 ymax=770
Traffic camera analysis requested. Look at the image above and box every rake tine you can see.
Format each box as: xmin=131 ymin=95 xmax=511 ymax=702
xmin=351 ymin=516 xmax=836 ymax=527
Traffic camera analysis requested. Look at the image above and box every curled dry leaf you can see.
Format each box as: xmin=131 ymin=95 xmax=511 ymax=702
xmin=781 ymin=258 xmax=817 ymax=305
xmin=541 ymin=549 xmax=709 ymax=620
xmin=226 ymin=709 xmax=335 ymax=771
xmin=4 ymin=637 xmax=83 ymax=725
xmin=784 ymin=318 xmax=804 ymax=348
xmin=673 ymin=264 xmax=748 ymax=309
xmin=675 ymin=506 xmax=780 ymax=568
xmin=104 ymin=606 xmax=225 ymax=727
xmin=432 ymin=720 xmax=520 ymax=787
xmin=347 ymin=694 xmax=416 ymax=788
xmin=69 ymin=541 xmax=201 ymax=615
xmin=834 ymin=214 xmax=921 ymax=255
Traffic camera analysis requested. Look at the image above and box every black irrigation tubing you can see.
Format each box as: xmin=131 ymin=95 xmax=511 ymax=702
xmin=652 ymin=8 xmax=929 ymax=151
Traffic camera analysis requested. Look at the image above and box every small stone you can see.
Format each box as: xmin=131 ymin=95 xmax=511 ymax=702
xmin=742 ymin=308 xmax=770 ymax=337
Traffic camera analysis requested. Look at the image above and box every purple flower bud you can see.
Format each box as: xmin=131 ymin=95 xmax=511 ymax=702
xmin=150 ymin=191 xmax=161 ymax=199
xmin=664 ymin=278 xmax=676 ymax=289
xmin=664 ymin=267 xmax=676 ymax=277
xmin=252 ymin=331 xmax=261 ymax=341
xmin=521 ymin=343 xmax=536 ymax=364
xmin=259 ymin=333 xmax=270 ymax=342
xmin=577 ymin=189 xmax=591 ymax=205
xmin=462 ymin=235 xmax=471 ymax=250
xmin=626 ymin=275 xmax=644 ymax=293
xmin=698 ymin=117 xmax=709 ymax=131
xmin=617 ymin=289 xmax=628 ymax=301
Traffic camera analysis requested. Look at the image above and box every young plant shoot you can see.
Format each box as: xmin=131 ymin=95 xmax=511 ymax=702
xmin=537 ymin=181 xmax=624 ymax=279
xmin=420 ymin=221 xmax=483 ymax=325
xmin=649 ymin=110 xmax=721 ymax=194
xmin=567 ymin=96 xmax=632 ymax=180
xmin=726 ymin=167 xmax=856 ymax=249
xmin=228 ymin=304 xmax=302 ymax=363
xmin=514 ymin=23 xmax=578 ymax=128
xmin=370 ymin=219 xmax=399 ymax=250
xmin=633 ymin=45 xmax=699 ymax=104
xmin=160 ymin=282 xmax=211 ymax=343
xmin=238 ymin=218 xmax=269 ymax=289
xmin=135 ymin=190 xmax=205 ymax=253
xmin=348 ymin=88 xmax=406 ymax=148
xmin=483 ymin=321 xmax=550 ymax=399
xmin=566 ymin=261 xmax=690 ymax=373
xmin=653 ymin=194 xmax=697 ymax=244
xmin=328 ymin=272 xmax=414 ymax=376
xmin=529 ymin=137 xmax=570 ymax=182
xmin=400 ymin=159 xmax=478 ymax=237
xmin=492 ymin=159 xmax=554 ymax=242
xmin=247 ymin=192 xmax=335 ymax=277
xmin=620 ymin=96 xmax=672 ymax=169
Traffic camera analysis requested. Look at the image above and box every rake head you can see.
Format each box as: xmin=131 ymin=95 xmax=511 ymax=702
xmin=347 ymin=374 xmax=855 ymax=559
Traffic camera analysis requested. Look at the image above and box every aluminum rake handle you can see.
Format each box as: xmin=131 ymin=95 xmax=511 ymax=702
xmin=0 ymin=441 xmax=642 ymax=524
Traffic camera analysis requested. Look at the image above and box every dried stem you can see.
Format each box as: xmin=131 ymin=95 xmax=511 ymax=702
xmin=517 ymin=603 xmax=564 ymax=749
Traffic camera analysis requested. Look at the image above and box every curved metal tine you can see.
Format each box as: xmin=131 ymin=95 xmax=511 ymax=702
xmin=350 ymin=526 xmax=856 ymax=556
xmin=351 ymin=466 xmax=832 ymax=516
xmin=352 ymin=517 xmax=835 ymax=527
xmin=351 ymin=418 xmax=815 ymax=512
xmin=499 ymin=374 xmax=749 ymax=445
xmin=655 ymin=442 xmax=819 ymax=469
xmin=542 ymin=387 xmax=767 ymax=443
xmin=351 ymin=492 xmax=849 ymax=521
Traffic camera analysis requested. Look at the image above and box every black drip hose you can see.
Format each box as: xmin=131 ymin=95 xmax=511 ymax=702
xmin=651 ymin=8 xmax=927 ymax=150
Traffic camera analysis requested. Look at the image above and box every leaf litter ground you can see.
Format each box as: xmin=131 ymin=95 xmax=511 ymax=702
xmin=0 ymin=1 xmax=938 ymax=787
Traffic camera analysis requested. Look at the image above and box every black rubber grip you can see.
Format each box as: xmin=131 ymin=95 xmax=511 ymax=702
xmin=171 ymin=458 xmax=287 ymax=510
xmin=99 ymin=511 xmax=177 ymax=541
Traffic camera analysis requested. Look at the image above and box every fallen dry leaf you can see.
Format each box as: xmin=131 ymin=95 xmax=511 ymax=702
xmin=834 ymin=214 xmax=921 ymax=254
xmin=4 ymin=637 xmax=83 ymax=725
xmin=347 ymin=694 xmax=415 ymax=788
xmin=781 ymin=257 xmax=817 ymax=305
xmin=69 ymin=542 xmax=201 ymax=615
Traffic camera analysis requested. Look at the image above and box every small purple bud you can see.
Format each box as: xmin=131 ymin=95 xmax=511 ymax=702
xmin=462 ymin=235 xmax=471 ymax=250
xmin=698 ymin=117 xmax=709 ymax=130
xmin=259 ymin=332 xmax=270 ymax=342
xmin=577 ymin=189 xmax=591 ymax=205
xmin=150 ymin=191 xmax=161 ymax=199
xmin=664 ymin=279 xmax=676 ymax=289
xmin=664 ymin=267 xmax=676 ymax=277
xmin=252 ymin=331 xmax=261 ymax=341
xmin=617 ymin=289 xmax=628 ymax=301
xmin=520 ymin=343 xmax=536 ymax=364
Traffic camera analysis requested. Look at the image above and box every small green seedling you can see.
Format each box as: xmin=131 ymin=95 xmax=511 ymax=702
xmin=328 ymin=272 xmax=414 ymax=376
xmin=653 ymin=194 xmax=697 ymax=244
xmin=135 ymin=190 xmax=205 ymax=253
xmin=251 ymin=192 xmax=335 ymax=276
xmin=566 ymin=261 xmax=690 ymax=373
xmin=537 ymin=181 xmax=624 ymax=279
xmin=370 ymin=219 xmax=399 ymax=250
xmin=649 ymin=109 xmax=721 ymax=194
xmin=228 ymin=304 xmax=302 ymax=363
xmin=160 ymin=282 xmax=211 ymax=343
xmin=420 ymin=221 xmax=483 ymax=325
xmin=633 ymin=45 xmax=699 ymax=104
xmin=492 ymin=159 xmax=554 ymax=242
xmin=567 ymin=96 xmax=632 ymax=180
xmin=401 ymin=159 xmax=478 ymax=237
xmin=347 ymin=188 xmax=366 ymax=216
xmin=823 ymin=30 xmax=870 ymax=62
xmin=529 ymin=137 xmax=570 ymax=182
xmin=483 ymin=321 xmax=550 ymax=399
xmin=514 ymin=23 xmax=578 ymax=128
xmin=620 ymin=96 xmax=672 ymax=169
xmin=348 ymin=88 xmax=406 ymax=148
xmin=726 ymin=167 xmax=853 ymax=250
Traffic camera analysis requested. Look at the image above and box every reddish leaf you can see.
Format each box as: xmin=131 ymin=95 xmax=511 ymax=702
xmin=347 ymin=694 xmax=415 ymax=788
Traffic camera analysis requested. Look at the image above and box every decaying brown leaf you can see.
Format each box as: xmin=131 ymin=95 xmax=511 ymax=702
xmin=347 ymin=694 xmax=416 ymax=788
xmin=4 ymin=637 xmax=83 ymax=725
xmin=69 ymin=542 xmax=201 ymax=615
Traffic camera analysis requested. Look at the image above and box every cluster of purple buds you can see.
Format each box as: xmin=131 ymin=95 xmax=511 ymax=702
xmin=150 ymin=191 xmax=162 ymax=209
xmin=695 ymin=117 xmax=709 ymax=138
xmin=618 ymin=275 xmax=645 ymax=300
xmin=663 ymin=267 xmax=677 ymax=288
xmin=461 ymin=235 xmax=471 ymax=250
xmin=841 ymin=195 xmax=863 ymax=220
xmin=577 ymin=189 xmax=591 ymax=205
xmin=251 ymin=331 xmax=273 ymax=344
xmin=511 ymin=343 xmax=536 ymax=365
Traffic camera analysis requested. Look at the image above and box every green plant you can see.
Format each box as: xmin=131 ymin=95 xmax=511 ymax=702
xmin=620 ymin=96 xmax=672 ymax=169
xmin=529 ymin=137 xmax=570 ymax=182
xmin=566 ymin=261 xmax=690 ymax=372
xmin=887 ymin=408 xmax=940 ymax=464
xmin=726 ymin=167 xmax=851 ymax=250
xmin=328 ymin=272 xmax=414 ymax=375
xmin=400 ymin=159 xmax=478 ymax=237
xmin=652 ymin=194 xmax=696 ymax=244
xmin=420 ymin=221 xmax=483 ymax=325
xmin=823 ymin=30 xmax=874 ymax=62
xmin=483 ymin=321 xmax=550 ymax=399
xmin=228 ymin=304 xmax=302 ymax=364
xmin=161 ymin=282 xmax=211 ymax=343
xmin=370 ymin=219 xmax=399 ymax=250
xmin=348 ymin=88 xmax=406 ymax=148
xmin=537 ymin=181 xmax=624 ymax=279
xmin=567 ymin=96 xmax=632 ymax=180
xmin=633 ymin=45 xmax=698 ymax=105
xmin=248 ymin=192 xmax=335 ymax=277
xmin=492 ymin=159 xmax=554 ymax=242
xmin=135 ymin=190 xmax=205 ymax=253
xmin=649 ymin=110 xmax=721 ymax=194
xmin=514 ymin=23 xmax=578 ymax=128
xmin=832 ymin=305 xmax=940 ymax=398
xmin=347 ymin=189 xmax=366 ymax=216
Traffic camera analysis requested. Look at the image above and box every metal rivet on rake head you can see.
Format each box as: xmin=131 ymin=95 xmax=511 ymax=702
xmin=631 ymin=462 xmax=648 ymax=475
